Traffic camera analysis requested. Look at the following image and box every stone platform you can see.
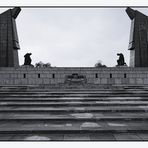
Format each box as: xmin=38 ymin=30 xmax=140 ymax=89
xmin=1 ymin=67 xmax=148 ymax=85
xmin=1 ymin=85 xmax=148 ymax=141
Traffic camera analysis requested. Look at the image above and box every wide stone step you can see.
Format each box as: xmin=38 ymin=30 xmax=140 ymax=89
xmin=1 ymin=86 xmax=147 ymax=91
xmin=0 ymin=90 xmax=147 ymax=94
xmin=0 ymin=101 xmax=148 ymax=106
xmin=0 ymin=97 xmax=147 ymax=101
xmin=0 ymin=123 xmax=148 ymax=134
xmin=0 ymin=88 xmax=145 ymax=94
xmin=0 ymin=106 xmax=148 ymax=113
xmin=1 ymin=89 xmax=146 ymax=92
xmin=1 ymin=93 xmax=148 ymax=97
xmin=0 ymin=89 xmax=120 ymax=92
xmin=1 ymin=88 xmax=148 ymax=91
xmin=0 ymin=112 xmax=148 ymax=121
xmin=0 ymin=90 xmax=148 ymax=94
xmin=1 ymin=132 xmax=148 ymax=141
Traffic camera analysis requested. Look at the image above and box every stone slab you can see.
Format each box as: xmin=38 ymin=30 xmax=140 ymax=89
xmin=11 ymin=134 xmax=64 ymax=141
xmin=64 ymin=134 xmax=90 ymax=140
xmin=89 ymin=133 xmax=116 ymax=140
xmin=137 ymin=133 xmax=148 ymax=140
xmin=0 ymin=134 xmax=16 ymax=141
xmin=114 ymin=133 xmax=142 ymax=140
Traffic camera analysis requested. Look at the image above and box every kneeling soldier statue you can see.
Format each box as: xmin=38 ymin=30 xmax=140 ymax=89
xmin=117 ymin=53 xmax=126 ymax=66
xmin=24 ymin=53 xmax=32 ymax=65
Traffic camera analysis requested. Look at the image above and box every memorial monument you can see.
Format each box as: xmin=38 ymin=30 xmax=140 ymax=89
xmin=0 ymin=7 xmax=148 ymax=141
xmin=0 ymin=7 xmax=21 ymax=67
xmin=126 ymin=7 xmax=148 ymax=67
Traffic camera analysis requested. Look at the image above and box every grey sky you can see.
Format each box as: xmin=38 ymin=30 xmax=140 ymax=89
xmin=1 ymin=7 xmax=148 ymax=67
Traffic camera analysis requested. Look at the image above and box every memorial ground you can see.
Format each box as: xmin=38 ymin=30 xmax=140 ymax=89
xmin=1 ymin=7 xmax=148 ymax=141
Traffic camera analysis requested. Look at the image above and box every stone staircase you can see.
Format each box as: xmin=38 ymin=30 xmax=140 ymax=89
xmin=1 ymin=85 xmax=148 ymax=141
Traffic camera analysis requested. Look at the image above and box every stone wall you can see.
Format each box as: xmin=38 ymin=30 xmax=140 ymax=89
xmin=0 ymin=67 xmax=148 ymax=85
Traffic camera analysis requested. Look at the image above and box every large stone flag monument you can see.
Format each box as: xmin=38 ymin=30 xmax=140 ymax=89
xmin=126 ymin=7 xmax=148 ymax=67
xmin=0 ymin=7 xmax=21 ymax=67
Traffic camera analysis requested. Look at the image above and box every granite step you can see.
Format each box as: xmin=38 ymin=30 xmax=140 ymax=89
xmin=0 ymin=124 xmax=148 ymax=134
xmin=0 ymin=112 xmax=148 ymax=121
xmin=0 ymin=116 xmax=148 ymax=121
xmin=0 ymin=90 xmax=148 ymax=94
xmin=0 ymin=89 xmax=123 ymax=92
xmin=0 ymin=106 xmax=148 ymax=113
xmin=0 ymin=101 xmax=148 ymax=106
xmin=1 ymin=89 xmax=147 ymax=92
xmin=1 ymin=93 xmax=148 ymax=97
xmin=0 ymin=132 xmax=146 ymax=141
xmin=0 ymin=97 xmax=147 ymax=102
xmin=0 ymin=90 xmax=123 ymax=95
xmin=1 ymin=85 xmax=147 ymax=90
xmin=0 ymin=89 xmax=148 ymax=93
xmin=0 ymin=89 xmax=147 ymax=92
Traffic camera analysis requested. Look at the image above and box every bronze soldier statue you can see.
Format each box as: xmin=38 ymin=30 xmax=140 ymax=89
xmin=24 ymin=53 xmax=32 ymax=65
xmin=117 ymin=53 xmax=126 ymax=66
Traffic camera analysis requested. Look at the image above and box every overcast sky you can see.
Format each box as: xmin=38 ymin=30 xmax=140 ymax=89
xmin=1 ymin=7 xmax=148 ymax=67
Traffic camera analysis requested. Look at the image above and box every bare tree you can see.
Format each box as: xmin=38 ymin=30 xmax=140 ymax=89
xmin=35 ymin=61 xmax=51 ymax=68
xmin=95 ymin=60 xmax=107 ymax=68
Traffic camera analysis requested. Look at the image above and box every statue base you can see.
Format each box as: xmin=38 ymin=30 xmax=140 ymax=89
xmin=116 ymin=65 xmax=128 ymax=67
xmin=21 ymin=64 xmax=34 ymax=68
